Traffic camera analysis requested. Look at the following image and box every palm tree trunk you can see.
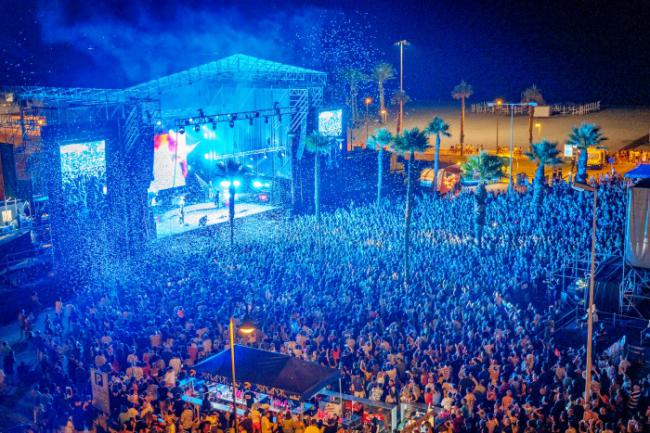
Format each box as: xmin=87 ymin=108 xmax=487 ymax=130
xmin=404 ymin=151 xmax=414 ymax=285
xmin=378 ymin=81 xmax=385 ymax=123
xmin=475 ymin=182 xmax=487 ymax=245
xmin=229 ymin=184 xmax=235 ymax=247
xmin=460 ymin=97 xmax=465 ymax=156
xmin=433 ymin=134 xmax=441 ymax=196
xmin=528 ymin=106 xmax=535 ymax=145
xmin=377 ymin=147 xmax=383 ymax=205
xmin=314 ymin=153 xmax=320 ymax=223
xmin=533 ymin=162 xmax=545 ymax=208
xmin=577 ymin=147 xmax=588 ymax=184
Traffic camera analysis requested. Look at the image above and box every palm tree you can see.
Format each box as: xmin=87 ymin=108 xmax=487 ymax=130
xmin=521 ymin=85 xmax=545 ymax=145
xmin=462 ymin=151 xmax=504 ymax=245
xmin=372 ymin=63 xmax=396 ymax=123
xmin=567 ymin=123 xmax=607 ymax=184
xmin=425 ymin=116 xmax=451 ymax=195
xmin=524 ymin=139 xmax=563 ymax=208
xmin=367 ymin=128 xmax=394 ymax=204
xmin=305 ymin=133 xmax=334 ymax=223
xmin=451 ymin=80 xmax=473 ymax=156
xmin=392 ymin=128 xmax=431 ymax=284
xmin=341 ymin=69 xmax=368 ymax=124
xmin=217 ymin=159 xmax=251 ymax=247
xmin=391 ymin=90 xmax=411 ymax=134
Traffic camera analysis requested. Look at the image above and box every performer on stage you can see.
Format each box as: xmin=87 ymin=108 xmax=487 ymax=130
xmin=179 ymin=196 xmax=186 ymax=225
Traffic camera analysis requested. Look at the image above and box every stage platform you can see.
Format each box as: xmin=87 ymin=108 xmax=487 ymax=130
xmin=155 ymin=202 xmax=275 ymax=238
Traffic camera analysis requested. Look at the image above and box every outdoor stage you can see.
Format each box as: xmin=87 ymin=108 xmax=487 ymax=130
xmin=154 ymin=202 xmax=275 ymax=238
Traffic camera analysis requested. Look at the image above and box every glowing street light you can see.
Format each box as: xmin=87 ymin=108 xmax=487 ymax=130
xmin=380 ymin=109 xmax=387 ymax=124
xmin=535 ymin=122 xmax=542 ymax=139
xmin=571 ymin=182 xmax=597 ymax=409
xmin=487 ymin=100 xmax=537 ymax=193
xmin=364 ymin=97 xmax=373 ymax=143
xmin=495 ymin=99 xmax=504 ymax=154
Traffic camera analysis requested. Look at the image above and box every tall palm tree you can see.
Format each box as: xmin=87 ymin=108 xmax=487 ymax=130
xmin=462 ymin=152 xmax=504 ymax=245
xmin=391 ymin=90 xmax=411 ymax=134
xmin=451 ymin=80 xmax=473 ymax=156
xmin=217 ymin=159 xmax=251 ymax=247
xmin=305 ymin=133 xmax=334 ymax=223
xmin=367 ymin=128 xmax=394 ymax=205
xmin=341 ymin=69 xmax=368 ymax=124
xmin=372 ymin=63 xmax=396 ymax=123
xmin=567 ymin=123 xmax=607 ymax=184
xmin=521 ymin=85 xmax=545 ymax=145
xmin=392 ymin=128 xmax=431 ymax=285
xmin=425 ymin=116 xmax=451 ymax=195
xmin=524 ymin=139 xmax=563 ymax=208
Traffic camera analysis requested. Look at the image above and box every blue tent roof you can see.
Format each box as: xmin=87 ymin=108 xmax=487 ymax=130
xmin=194 ymin=345 xmax=339 ymax=401
xmin=625 ymin=164 xmax=650 ymax=179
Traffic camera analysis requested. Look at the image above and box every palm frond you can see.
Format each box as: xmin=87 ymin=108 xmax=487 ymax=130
xmin=566 ymin=123 xmax=607 ymax=150
xmin=451 ymin=80 xmax=473 ymax=100
xmin=305 ymin=133 xmax=334 ymax=155
xmin=521 ymin=84 xmax=545 ymax=105
xmin=426 ymin=116 xmax=452 ymax=138
xmin=372 ymin=63 xmax=396 ymax=82
xmin=368 ymin=128 xmax=393 ymax=150
xmin=462 ymin=151 xmax=504 ymax=182
xmin=525 ymin=139 xmax=563 ymax=166
xmin=392 ymin=128 xmax=430 ymax=154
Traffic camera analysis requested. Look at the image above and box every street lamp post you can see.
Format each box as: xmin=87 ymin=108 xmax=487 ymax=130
xmin=364 ymin=97 xmax=373 ymax=144
xmin=395 ymin=40 xmax=409 ymax=134
xmin=495 ymin=99 xmax=503 ymax=155
xmin=572 ymin=182 xmax=598 ymax=408
xmin=229 ymin=316 xmax=256 ymax=433
xmin=487 ymin=101 xmax=537 ymax=193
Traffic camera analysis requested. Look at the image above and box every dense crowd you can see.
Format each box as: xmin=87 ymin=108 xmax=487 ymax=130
xmin=3 ymin=174 xmax=647 ymax=433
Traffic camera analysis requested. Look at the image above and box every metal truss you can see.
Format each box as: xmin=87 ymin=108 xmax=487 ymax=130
xmin=621 ymin=262 xmax=650 ymax=320
xmin=127 ymin=54 xmax=327 ymax=99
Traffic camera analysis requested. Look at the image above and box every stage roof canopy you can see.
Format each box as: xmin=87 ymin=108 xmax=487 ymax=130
xmin=625 ymin=164 xmax=650 ymax=179
xmin=195 ymin=345 xmax=339 ymax=401
xmin=127 ymin=54 xmax=327 ymax=98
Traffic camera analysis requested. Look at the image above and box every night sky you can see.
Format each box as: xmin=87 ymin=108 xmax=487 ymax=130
xmin=1 ymin=0 xmax=649 ymax=105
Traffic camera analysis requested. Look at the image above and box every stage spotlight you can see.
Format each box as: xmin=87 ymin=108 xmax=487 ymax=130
xmin=229 ymin=120 xmax=235 ymax=128
xmin=194 ymin=124 xmax=201 ymax=132
xmin=248 ymin=116 xmax=253 ymax=126
xmin=210 ymin=121 xmax=217 ymax=130
xmin=179 ymin=126 xmax=185 ymax=134
xmin=231 ymin=114 xmax=238 ymax=121
xmin=264 ymin=116 xmax=269 ymax=124
xmin=254 ymin=112 xmax=260 ymax=118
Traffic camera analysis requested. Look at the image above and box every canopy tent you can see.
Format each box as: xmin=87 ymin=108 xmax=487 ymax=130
xmin=625 ymin=164 xmax=650 ymax=179
xmin=195 ymin=345 xmax=339 ymax=401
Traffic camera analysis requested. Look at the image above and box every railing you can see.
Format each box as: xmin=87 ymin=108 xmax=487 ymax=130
xmin=470 ymin=101 xmax=601 ymax=115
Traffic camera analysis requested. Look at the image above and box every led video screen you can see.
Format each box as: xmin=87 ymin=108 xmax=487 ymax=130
xmin=318 ymin=109 xmax=343 ymax=137
xmin=150 ymin=131 xmax=192 ymax=192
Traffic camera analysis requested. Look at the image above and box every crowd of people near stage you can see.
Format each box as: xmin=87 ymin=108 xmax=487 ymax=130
xmin=2 ymin=174 xmax=648 ymax=433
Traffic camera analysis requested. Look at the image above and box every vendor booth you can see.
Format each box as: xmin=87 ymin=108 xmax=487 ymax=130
xmin=182 ymin=345 xmax=339 ymax=417
xmin=182 ymin=345 xmax=399 ymax=432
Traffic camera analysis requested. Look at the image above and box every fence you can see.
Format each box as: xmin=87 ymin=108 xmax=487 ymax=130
xmin=470 ymin=101 xmax=601 ymax=116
